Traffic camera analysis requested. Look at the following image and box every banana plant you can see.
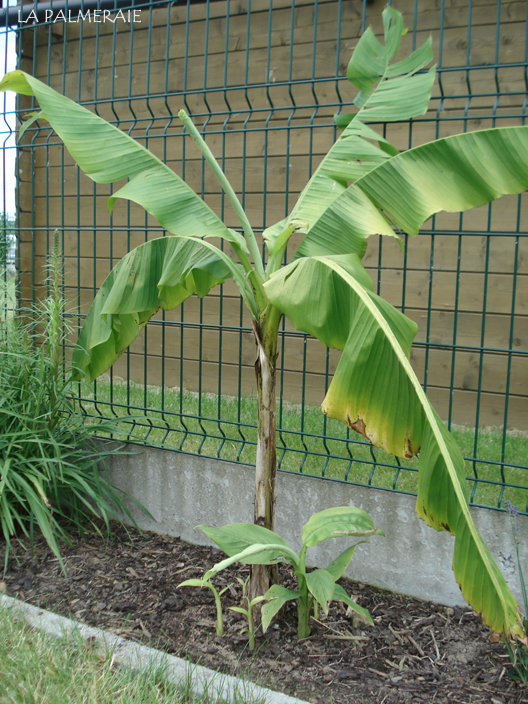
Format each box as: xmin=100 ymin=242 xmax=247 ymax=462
xmin=199 ymin=506 xmax=382 ymax=639
xmin=177 ymin=576 xmax=229 ymax=637
xmin=2 ymin=6 xmax=528 ymax=641
xmin=229 ymin=577 xmax=267 ymax=650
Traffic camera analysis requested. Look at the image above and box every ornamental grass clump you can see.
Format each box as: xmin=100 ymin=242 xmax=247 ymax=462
xmin=0 ymin=232 xmax=143 ymax=570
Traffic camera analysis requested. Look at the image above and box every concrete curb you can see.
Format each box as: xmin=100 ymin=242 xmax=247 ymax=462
xmin=0 ymin=594 xmax=311 ymax=704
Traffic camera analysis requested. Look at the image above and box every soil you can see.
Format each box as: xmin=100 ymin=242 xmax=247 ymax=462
xmin=1 ymin=521 xmax=527 ymax=704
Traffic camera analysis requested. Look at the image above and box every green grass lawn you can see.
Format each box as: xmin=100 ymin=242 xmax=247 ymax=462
xmin=76 ymin=377 xmax=528 ymax=514
xmin=0 ymin=603 xmax=265 ymax=704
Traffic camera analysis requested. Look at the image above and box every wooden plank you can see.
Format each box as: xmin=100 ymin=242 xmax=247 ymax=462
xmin=364 ymin=230 xmax=528 ymax=277
xmin=54 ymin=274 xmax=527 ymax=349
xmin=25 ymin=241 xmax=527 ymax=316
xmin=404 ymin=308 xmax=528 ymax=351
xmin=74 ymin=319 xmax=527 ymax=396
xmin=101 ymin=324 xmax=341 ymax=379
xmin=25 ymin=192 xmax=288 ymax=232
xmin=29 ymin=107 xmax=528 ymax=173
xmin=45 ymin=68 xmax=524 ymax=125
xmin=25 ymin=228 xmax=166 ymax=261
xmin=20 ymin=232 xmax=528 ymax=319
xmin=31 ymin=153 xmax=311 ymax=198
xmin=59 ymin=295 xmax=525 ymax=395
xmin=410 ymin=346 xmax=528 ymax=396
xmin=426 ymin=386 xmax=528 ymax=430
xmin=35 ymin=0 xmax=519 ymax=50
xmin=25 ymin=117 xmax=528 ymax=234
xmin=61 ymin=308 xmax=526 ymax=397
xmin=35 ymin=0 xmax=361 ymax=46
xmin=24 ymin=165 xmax=528 ymax=245
xmin=31 ymin=161 xmax=528 ymax=247
xmin=24 ymin=201 xmax=528 ymax=283
xmin=18 ymin=198 xmax=528 ymax=317
xmin=23 ymin=176 xmax=528 ymax=243
xmin=373 ymin=268 xmax=528 ymax=316
xmin=23 ymin=234 xmax=528 ymax=315
xmin=35 ymin=0 xmax=527 ymax=76
xmin=83 ymin=348 xmax=333 ymax=407
xmin=26 ymin=74 xmax=527 ymax=128
xmin=37 ymin=5 xmax=363 ymax=75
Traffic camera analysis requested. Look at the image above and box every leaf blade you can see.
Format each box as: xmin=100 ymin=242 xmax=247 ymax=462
xmin=333 ymin=584 xmax=373 ymax=626
xmin=0 ymin=71 xmax=235 ymax=244
xmin=198 ymin=522 xmax=291 ymax=557
xmin=305 ymin=569 xmax=336 ymax=615
xmin=261 ymin=585 xmax=300 ymax=633
xmin=203 ymin=544 xmax=300 ymax=582
xmin=356 ymin=127 xmax=528 ymax=237
xmin=325 ymin=542 xmax=369 ymax=581
xmin=302 ymin=507 xmax=383 ymax=548
xmin=72 ymin=237 xmax=236 ymax=381
xmin=265 ymin=255 xmax=525 ymax=641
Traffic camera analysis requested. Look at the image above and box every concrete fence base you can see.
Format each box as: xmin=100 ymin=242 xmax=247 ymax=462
xmin=106 ymin=446 xmax=527 ymax=611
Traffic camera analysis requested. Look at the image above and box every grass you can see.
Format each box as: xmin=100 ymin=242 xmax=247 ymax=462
xmin=75 ymin=376 xmax=528 ymax=514
xmin=0 ymin=241 xmax=141 ymax=568
xmin=0 ymin=603 xmax=266 ymax=704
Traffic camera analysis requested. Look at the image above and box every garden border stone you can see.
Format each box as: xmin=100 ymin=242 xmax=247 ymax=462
xmin=0 ymin=593 xmax=311 ymax=704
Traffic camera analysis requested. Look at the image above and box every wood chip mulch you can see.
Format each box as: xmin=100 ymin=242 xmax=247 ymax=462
xmin=1 ymin=521 xmax=527 ymax=704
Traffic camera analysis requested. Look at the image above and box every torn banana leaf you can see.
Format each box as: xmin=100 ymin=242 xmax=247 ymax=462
xmin=265 ymin=254 xmax=525 ymax=642
xmin=73 ymin=237 xmax=240 ymax=380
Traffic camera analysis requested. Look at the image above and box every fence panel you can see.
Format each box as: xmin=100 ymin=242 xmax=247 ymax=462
xmin=2 ymin=0 xmax=527 ymax=512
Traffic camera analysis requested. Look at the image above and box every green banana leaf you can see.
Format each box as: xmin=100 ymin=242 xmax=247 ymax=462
xmin=261 ymin=585 xmax=300 ymax=633
xmin=355 ymin=126 xmax=528 ymax=236
xmin=345 ymin=7 xmax=435 ymax=121
xmin=333 ymin=584 xmax=373 ymax=625
xmin=0 ymin=71 xmax=246 ymax=253
xmin=264 ymin=255 xmax=525 ymax=642
xmin=295 ymin=125 xmax=528 ymax=266
xmin=203 ymin=543 xmax=300 ymax=581
xmin=73 ymin=236 xmax=241 ymax=380
xmin=325 ymin=543 xmax=368 ymax=581
xmin=305 ymin=569 xmax=336 ymax=615
xmin=287 ymin=6 xmax=434 ymax=261
xmin=198 ymin=522 xmax=291 ymax=557
xmin=302 ymin=506 xmax=384 ymax=548
xmin=178 ymin=578 xmax=209 ymax=589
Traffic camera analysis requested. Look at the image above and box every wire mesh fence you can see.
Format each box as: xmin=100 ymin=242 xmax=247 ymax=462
xmin=1 ymin=0 xmax=527 ymax=513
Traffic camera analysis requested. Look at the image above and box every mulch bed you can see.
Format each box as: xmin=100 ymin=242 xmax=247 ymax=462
xmin=1 ymin=521 xmax=527 ymax=704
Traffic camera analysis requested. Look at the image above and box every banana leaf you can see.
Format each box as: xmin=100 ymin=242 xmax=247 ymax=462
xmin=264 ymin=255 xmax=525 ymax=642
xmin=73 ymin=236 xmax=241 ymax=380
xmin=288 ymin=5 xmax=435 ymax=260
xmin=0 ymin=71 xmax=246 ymax=253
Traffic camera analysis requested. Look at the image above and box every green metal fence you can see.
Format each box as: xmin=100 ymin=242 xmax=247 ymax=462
xmin=1 ymin=0 xmax=528 ymax=513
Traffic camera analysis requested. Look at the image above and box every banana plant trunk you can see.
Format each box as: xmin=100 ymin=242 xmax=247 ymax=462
xmin=249 ymin=308 xmax=281 ymax=602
